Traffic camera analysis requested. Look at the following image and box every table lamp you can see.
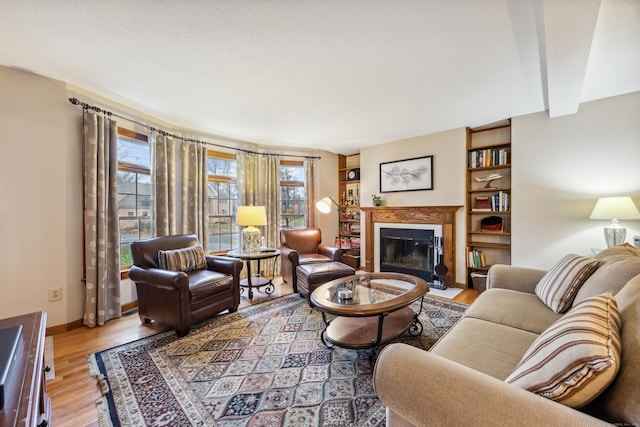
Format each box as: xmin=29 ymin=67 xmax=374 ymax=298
xmin=236 ymin=206 xmax=267 ymax=254
xmin=590 ymin=197 xmax=640 ymax=247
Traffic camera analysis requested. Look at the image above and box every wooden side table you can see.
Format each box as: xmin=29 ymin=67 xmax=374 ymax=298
xmin=0 ymin=311 xmax=50 ymax=427
xmin=226 ymin=249 xmax=281 ymax=300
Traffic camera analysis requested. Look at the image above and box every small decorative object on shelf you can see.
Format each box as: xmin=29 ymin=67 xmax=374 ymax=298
xmin=346 ymin=169 xmax=360 ymax=181
xmin=372 ymin=194 xmax=382 ymax=206
xmin=475 ymin=173 xmax=503 ymax=189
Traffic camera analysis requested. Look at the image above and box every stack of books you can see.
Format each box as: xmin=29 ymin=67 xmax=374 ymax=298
xmin=467 ymin=248 xmax=486 ymax=268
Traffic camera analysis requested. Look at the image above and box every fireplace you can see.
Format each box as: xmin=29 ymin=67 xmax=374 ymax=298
xmin=361 ymin=206 xmax=461 ymax=287
xmin=376 ymin=224 xmax=442 ymax=283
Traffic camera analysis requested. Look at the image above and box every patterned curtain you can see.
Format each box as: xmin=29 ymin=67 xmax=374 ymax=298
xmin=83 ymin=111 xmax=121 ymax=327
xmin=262 ymin=155 xmax=281 ymax=251
xmin=305 ymin=158 xmax=319 ymax=228
xmin=239 ymin=151 xmax=260 ymax=205
xmin=239 ymin=152 xmax=281 ymax=274
xmin=152 ymin=132 xmax=177 ymax=236
xmin=181 ymin=141 xmax=208 ymax=248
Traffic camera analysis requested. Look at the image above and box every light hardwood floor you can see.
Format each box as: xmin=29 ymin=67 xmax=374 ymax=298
xmin=46 ymin=280 xmax=480 ymax=426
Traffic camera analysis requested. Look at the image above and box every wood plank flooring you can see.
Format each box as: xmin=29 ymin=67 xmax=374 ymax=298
xmin=46 ymin=280 xmax=479 ymax=427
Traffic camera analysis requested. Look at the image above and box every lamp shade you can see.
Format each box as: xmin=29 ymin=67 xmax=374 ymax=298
xmin=236 ymin=206 xmax=267 ymax=226
xmin=590 ymin=197 xmax=640 ymax=220
xmin=316 ymin=197 xmax=333 ymax=214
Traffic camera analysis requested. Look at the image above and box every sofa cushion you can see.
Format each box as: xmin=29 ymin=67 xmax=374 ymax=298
xmin=588 ymin=274 xmax=640 ymax=425
xmin=505 ymin=292 xmax=621 ymax=408
xmin=463 ymin=288 xmax=562 ymax=334
xmin=158 ymin=245 xmax=207 ymax=272
xmin=535 ymin=254 xmax=600 ymax=313
xmin=430 ymin=317 xmax=540 ymax=380
xmin=573 ymin=243 xmax=640 ymax=305
xmin=188 ymin=270 xmax=233 ymax=302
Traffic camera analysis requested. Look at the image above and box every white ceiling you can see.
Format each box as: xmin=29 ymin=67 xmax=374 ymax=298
xmin=1 ymin=1 xmax=638 ymax=154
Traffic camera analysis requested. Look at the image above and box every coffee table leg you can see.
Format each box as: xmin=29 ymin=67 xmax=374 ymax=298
xmin=408 ymin=296 xmax=425 ymax=336
xmin=408 ymin=313 xmax=423 ymax=336
xmin=320 ymin=311 xmax=334 ymax=349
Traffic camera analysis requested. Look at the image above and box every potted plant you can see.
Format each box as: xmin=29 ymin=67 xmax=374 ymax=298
xmin=372 ymin=194 xmax=383 ymax=206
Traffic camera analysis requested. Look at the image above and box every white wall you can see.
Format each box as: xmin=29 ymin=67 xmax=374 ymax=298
xmin=315 ymin=154 xmax=340 ymax=246
xmin=512 ymin=92 xmax=640 ymax=268
xmin=360 ymin=92 xmax=640 ymax=284
xmin=360 ymin=128 xmax=467 ymax=282
xmin=0 ymin=66 xmax=84 ymax=326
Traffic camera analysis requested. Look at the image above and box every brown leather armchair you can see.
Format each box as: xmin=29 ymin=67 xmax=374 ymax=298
xmin=279 ymin=228 xmax=343 ymax=293
xmin=128 ymin=234 xmax=243 ymax=337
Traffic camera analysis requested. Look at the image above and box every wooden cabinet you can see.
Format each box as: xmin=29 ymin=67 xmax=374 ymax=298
xmin=337 ymin=154 xmax=361 ymax=268
xmin=466 ymin=121 xmax=512 ymax=289
xmin=0 ymin=311 xmax=50 ymax=427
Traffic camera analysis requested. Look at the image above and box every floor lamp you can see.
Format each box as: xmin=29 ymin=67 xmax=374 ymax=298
xmin=316 ymin=196 xmax=346 ymax=248
xmin=236 ymin=206 xmax=267 ymax=254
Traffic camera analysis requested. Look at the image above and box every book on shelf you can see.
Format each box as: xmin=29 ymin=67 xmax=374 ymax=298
xmin=351 ymin=223 xmax=361 ymax=235
xmin=468 ymin=147 xmax=511 ymax=169
xmin=473 ymin=196 xmax=491 ymax=211
xmin=491 ymin=191 xmax=510 ymax=211
xmin=340 ymin=237 xmax=351 ymax=249
xmin=467 ymin=248 xmax=486 ymax=268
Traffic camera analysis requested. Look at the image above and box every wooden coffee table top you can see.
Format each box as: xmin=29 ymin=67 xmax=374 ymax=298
xmin=310 ymin=272 xmax=429 ymax=317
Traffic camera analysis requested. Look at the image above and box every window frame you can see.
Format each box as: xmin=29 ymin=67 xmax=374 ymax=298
xmin=206 ymin=150 xmax=239 ymax=255
xmin=279 ymin=160 xmax=306 ymax=229
xmin=116 ymin=127 xmax=150 ymax=277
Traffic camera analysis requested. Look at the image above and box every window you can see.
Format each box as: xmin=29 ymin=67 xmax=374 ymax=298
xmin=116 ymin=128 xmax=151 ymax=268
xmin=280 ymin=161 xmax=306 ymax=229
xmin=207 ymin=151 xmax=239 ymax=253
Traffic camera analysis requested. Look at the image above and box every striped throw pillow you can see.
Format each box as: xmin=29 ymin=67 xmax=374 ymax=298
xmin=505 ymin=292 xmax=621 ymax=408
xmin=158 ymin=246 xmax=207 ymax=272
xmin=535 ymin=254 xmax=600 ymax=313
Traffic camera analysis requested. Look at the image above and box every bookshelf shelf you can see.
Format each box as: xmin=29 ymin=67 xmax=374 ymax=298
xmin=469 ymin=187 xmax=511 ymax=193
xmin=466 ymin=120 xmax=512 ymax=287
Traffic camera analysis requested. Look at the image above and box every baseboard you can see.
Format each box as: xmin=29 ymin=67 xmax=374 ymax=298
xmin=46 ymin=301 xmax=139 ymax=336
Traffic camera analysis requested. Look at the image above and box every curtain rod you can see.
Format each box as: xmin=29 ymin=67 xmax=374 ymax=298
xmin=68 ymin=98 xmax=321 ymax=160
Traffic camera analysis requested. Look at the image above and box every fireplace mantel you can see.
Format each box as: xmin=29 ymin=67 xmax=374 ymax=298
xmin=361 ymin=206 xmax=462 ymax=287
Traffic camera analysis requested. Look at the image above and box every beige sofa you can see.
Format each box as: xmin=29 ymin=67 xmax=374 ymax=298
xmin=373 ymin=244 xmax=640 ymax=426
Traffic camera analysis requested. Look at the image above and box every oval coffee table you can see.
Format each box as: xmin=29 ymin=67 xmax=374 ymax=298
xmin=310 ymin=272 xmax=429 ymax=355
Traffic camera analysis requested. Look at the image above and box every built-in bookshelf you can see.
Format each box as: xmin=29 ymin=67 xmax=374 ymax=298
xmin=466 ymin=120 xmax=512 ymax=288
xmin=337 ymin=154 xmax=361 ymax=268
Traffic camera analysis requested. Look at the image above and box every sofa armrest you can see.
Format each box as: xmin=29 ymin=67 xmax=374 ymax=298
xmin=486 ymin=264 xmax=547 ymax=294
xmin=373 ymin=343 xmax=608 ymax=427
xmin=318 ymin=244 xmax=343 ymax=261
xmin=128 ymin=266 xmax=189 ymax=292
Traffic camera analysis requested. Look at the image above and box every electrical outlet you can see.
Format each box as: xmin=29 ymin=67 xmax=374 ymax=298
xmin=48 ymin=287 xmax=62 ymax=302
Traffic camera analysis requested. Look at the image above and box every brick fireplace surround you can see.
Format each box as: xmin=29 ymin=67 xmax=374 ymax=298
xmin=360 ymin=206 xmax=462 ymax=287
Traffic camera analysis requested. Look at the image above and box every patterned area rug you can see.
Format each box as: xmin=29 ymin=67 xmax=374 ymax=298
xmin=88 ymin=294 xmax=467 ymax=427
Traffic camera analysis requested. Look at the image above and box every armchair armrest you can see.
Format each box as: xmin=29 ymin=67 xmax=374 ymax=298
xmin=207 ymin=255 xmax=243 ymax=277
xmin=280 ymin=247 xmax=299 ymax=264
xmin=486 ymin=264 xmax=547 ymax=294
xmin=373 ymin=344 xmax=608 ymax=427
xmin=128 ymin=266 xmax=189 ymax=292
xmin=318 ymin=244 xmax=343 ymax=261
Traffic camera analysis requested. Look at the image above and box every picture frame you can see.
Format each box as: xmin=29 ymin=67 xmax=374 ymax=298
xmin=380 ymin=155 xmax=433 ymax=193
